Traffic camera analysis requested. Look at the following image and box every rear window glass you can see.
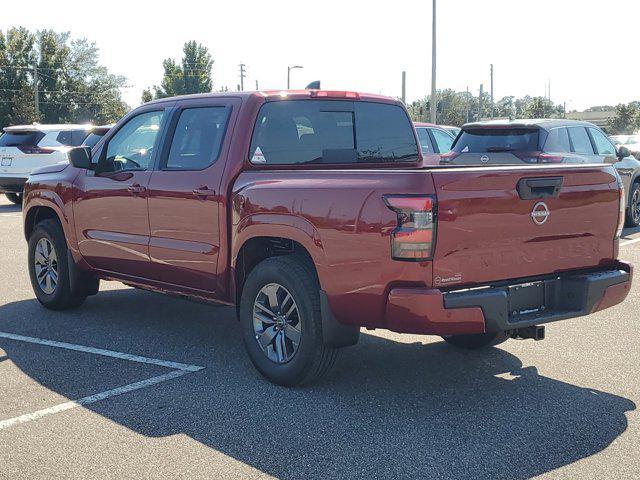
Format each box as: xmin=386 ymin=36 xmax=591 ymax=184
xmin=544 ymin=128 xmax=571 ymax=153
xmin=453 ymin=128 xmax=540 ymax=153
xmin=249 ymin=100 xmax=418 ymax=165
xmin=0 ymin=131 xmax=45 ymax=147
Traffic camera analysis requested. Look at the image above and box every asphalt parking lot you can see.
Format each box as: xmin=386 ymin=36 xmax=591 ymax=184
xmin=0 ymin=196 xmax=639 ymax=480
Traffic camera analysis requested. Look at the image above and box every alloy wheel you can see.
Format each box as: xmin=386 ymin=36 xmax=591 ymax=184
xmin=632 ymin=188 xmax=640 ymax=225
xmin=34 ymin=238 xmax=58 ymax=295
xmin=252 ymin=283 xmax=302 ymax=363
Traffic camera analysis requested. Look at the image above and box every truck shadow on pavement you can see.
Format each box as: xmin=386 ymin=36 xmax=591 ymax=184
xmin=0 ymin=288 xmax=635 ymax=480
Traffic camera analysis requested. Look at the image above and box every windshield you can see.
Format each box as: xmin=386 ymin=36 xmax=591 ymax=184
xmin=453 ymin=127 xmax=540 ymax=153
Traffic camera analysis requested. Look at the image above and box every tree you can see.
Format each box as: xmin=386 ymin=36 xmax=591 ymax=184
xmin=0 ymin=27 xmax=128 ymax=128
xmin=149 ymin=41 xmax=214 ymax=100
xmin=608 ymin=103 xmax=639 ymax=135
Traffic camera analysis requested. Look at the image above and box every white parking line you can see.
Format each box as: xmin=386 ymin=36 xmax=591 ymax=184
xmin=620 ymin=237 xmax=640 ymax=247
xmin=0 ymin=331 xmax=204 ymax=431
xmin=0 ymin=213 xmax=21 ymax=218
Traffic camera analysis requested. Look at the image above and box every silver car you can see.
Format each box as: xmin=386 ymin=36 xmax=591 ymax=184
xmin=443 ymin=119 xmax=640 ymax=226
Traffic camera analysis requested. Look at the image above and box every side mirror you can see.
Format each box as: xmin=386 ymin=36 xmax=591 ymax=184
xmin=617 ymin=146 xmax=631 ymax=159
xmin=68 ymin=146 xmax=93 ymax=170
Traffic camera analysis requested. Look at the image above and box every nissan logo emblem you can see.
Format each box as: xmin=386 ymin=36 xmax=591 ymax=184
xmin=531 ymin=202 xmax=550 ymax=225
xmin=480 ymin=155 xmax=490 ymax=163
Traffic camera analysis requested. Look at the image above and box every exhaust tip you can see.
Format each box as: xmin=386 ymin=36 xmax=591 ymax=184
xmin=512 ymin=325 xmax=545 ymax=341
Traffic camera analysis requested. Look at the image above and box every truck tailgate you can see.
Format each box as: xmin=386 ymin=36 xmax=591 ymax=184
xmin=431 ymin=165 xmax=620 ymax=288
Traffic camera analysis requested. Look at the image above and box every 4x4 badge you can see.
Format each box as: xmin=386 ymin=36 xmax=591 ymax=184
xmin=531 ymin=201 xmax=550 ymax=225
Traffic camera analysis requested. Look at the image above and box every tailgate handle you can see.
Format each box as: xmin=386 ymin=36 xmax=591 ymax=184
xmin=517 ymin=177 xmax=563 ymax=200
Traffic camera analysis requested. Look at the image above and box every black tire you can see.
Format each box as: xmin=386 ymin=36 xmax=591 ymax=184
xmin=5 ymin=192 xmax=22 ymax=205
xmin=625 ymin=182 xmax=640 ymax=227
xmin=442 ymin=331 xmax=511 ymax=350
xmin=28 ymin=219 xmax=86 ymax=310
xmin=239 ymin=255 xmax=339 ymax=386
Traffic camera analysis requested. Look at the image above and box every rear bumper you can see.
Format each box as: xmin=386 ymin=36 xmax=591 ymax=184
xmin=384 ymin=261 xmax=633 ymax=335
xmin=0 ymin=176 xmax=27 ymax=193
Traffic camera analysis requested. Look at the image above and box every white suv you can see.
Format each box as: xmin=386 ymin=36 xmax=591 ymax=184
xmin=0 ymin=124 xmax=97 ymax=204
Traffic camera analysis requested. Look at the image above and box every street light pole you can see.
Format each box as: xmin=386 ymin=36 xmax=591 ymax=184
xmin=287 ymin=65 xmax=303 ymax=89
xmin=429 ymin=0 xmax=437 ymax=124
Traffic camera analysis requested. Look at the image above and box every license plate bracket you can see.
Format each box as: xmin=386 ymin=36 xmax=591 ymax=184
xmin=508 ymin=281 xmax=545 ymax=315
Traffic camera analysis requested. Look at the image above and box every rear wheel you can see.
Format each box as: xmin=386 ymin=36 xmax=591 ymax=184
xmin=239 ymin=255 xmax=339 ymax=386
xmin=28 ymin=219 xmax=87 ymax=310
xmin=442 ymin=331 xmax=510 ymax=350
xmin=5 ymin=193 xmax=22 ymax=205
xmin=625 ymin=182 xmax=640 ymax=227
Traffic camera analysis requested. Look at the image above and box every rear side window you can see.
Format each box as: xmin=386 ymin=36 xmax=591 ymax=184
xmin=56 ymin=130 xmax=89 ymax=147
xmin=452 ymin=128 xmax=539 ymax=153
xmin=588 ymin=127 xmax=616 ymax=155
xmin=0 ymin=131 xmax=45 ymax=147
xmin=249 ymin=100 xmax=418 ymax=165
xmin=568 ymin=127 xmax=594 ymax=154
xmin=165 ymin=107 xmax=230 ymax=170
xmin=544 ymin=128 xmax=571 ymax=153
xmin=416 ymin=128 xmax=434 ymax=154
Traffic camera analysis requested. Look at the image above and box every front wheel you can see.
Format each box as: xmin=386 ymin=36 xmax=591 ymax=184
xmin=239 ymin=256 xmax=339 ymax=386
xmin=5 ymin=192 xmax=22 ymax=205
xmin=28 ymin=219 xmax=87 ymax=310
xmin=625 ymin=182 xmax=640 ymax=227
xmin=442 ymin=331 xmax=511 ymax=350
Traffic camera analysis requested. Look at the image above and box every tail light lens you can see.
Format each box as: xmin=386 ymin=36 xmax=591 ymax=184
xmin=17 ymin=145 xmax=55 ymax=154
xmin=383 ymin=195 xmax=435 ymax=261
xmin=513 ymin=151 xmax=564 ymax=163
xmin=616 ymin=176 xmax=625 ymax=239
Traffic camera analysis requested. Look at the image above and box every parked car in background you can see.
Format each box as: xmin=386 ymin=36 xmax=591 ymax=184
xmin=441 ymin=125 xmax=461 ymax=137
xmin=0 ymin=124 xmax=97 ymax=204
xmin=442 ymin=119 xmax=640 ymax=226
xmin=611 ymin=134 xmax=640 ymax=159
xmin=413 ymin=122 xmax=456 ymax=165
xmin=22 ymin=90 xmax=632 ymax=386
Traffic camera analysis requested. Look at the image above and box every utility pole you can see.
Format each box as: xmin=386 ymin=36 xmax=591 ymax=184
xmin=429 ymin=0 xmax=437 ymax=123
xmin=255 ymin=80 xmax=259 ymax=91
xmin=466 ymin=85 xmax=470 ymax=123
xmin=238 ymin=64 xmax=246 ymax=91
xmin=33 ymin=64 xmax=39 ymax=119
xmin=479 ymin=84 xmax=484 ymax=120
xmin=490 ymin=64 xmax=494 ymax=119
xmin=401 ymin=71 xmax=406 ymax=104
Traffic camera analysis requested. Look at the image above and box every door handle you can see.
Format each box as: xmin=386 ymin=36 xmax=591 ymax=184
xmin=193 ymin=186 xmax=213 ymax=198
xmin=127 ymin=184 xmax=146 ymax=195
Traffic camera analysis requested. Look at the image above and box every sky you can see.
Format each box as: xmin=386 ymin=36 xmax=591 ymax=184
xmin=2 ymin=0 xmax=638 ymax=111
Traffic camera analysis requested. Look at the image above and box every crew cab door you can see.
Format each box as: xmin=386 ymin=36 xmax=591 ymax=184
xmin=146 ymin=97 xmax=239 ymax=292
xmin=73 ymin=107 xmax=170 ymax=278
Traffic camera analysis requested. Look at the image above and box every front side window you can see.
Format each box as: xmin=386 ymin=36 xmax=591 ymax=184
xmin=588 ymin=127 xmax=616 ymax=155
xmin=99 ymin=111 xmax=164 ymax=173
xmin=544 ymin=128 xmax=571 ymax=153
xmin=165 ymin=107 xmax=230 ymax=170
xmin=431 ymin=128 xmax=454 ymax=153
xmin=249 ymin=100 xmax=418 ymax=165
xmin=568 ymin=127 xmax=594 ymax=155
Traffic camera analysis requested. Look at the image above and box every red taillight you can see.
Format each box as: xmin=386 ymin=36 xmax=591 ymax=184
xmin=310 ymin=90 xmax=360 ymax=99
xmin=439 ymin=151 xmax=459 ymax=163
xmin=17 ymin=145 xmax=55 ymax=154
xmin=383 ymin=195 xmax=435 ymax=261
xmin=537 ymin=153 xmax=564 ymax=163
xmin=616 ymin=176 xmax=625 ymax=239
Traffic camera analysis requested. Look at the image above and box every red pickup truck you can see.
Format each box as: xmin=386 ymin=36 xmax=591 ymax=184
xmin=22 ymin=90 xmax=632 ymax=386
